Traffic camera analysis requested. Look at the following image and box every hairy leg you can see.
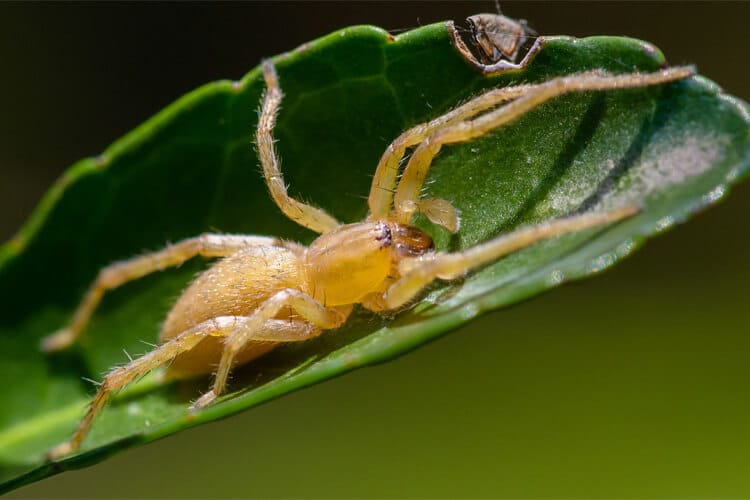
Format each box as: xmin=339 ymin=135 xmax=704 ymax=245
xmin=257 ymin=61 xmax=341 ymax=234
xmin=46 ymin=316 xmax=320 ymax=460
xmin=191 ymin=289 xmax=349 ymax=409
xmin=391 ymin=66 xmax=695 ymax=225
xmin=47 ymin=317 xmax=226 ymax=459
xmin=384 ymin=205 xmax=638 ymax=309
xmin=42 ymin=234 xmax=284 ymax=352
xmin=368 ymin=82 xmax=535 ymax=223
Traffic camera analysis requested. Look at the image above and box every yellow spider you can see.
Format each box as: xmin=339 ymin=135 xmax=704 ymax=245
xmin=41 ymin=57 xmax=693 ymax=460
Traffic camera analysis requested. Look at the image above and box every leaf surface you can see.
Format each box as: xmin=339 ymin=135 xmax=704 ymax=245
xmin=0 ymin=20 xmax=748 ymax=492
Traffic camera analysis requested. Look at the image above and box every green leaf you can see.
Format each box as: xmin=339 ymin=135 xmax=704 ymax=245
xmin=0 ymin=20 xmax=748 ymax=492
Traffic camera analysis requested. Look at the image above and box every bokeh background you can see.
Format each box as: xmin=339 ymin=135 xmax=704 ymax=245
xmin=2 ymin=2 xmax=749 ymax=498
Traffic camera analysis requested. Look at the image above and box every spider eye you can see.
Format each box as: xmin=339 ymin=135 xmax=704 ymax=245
xmin=392 ymin=224 xmax=434 ymax=257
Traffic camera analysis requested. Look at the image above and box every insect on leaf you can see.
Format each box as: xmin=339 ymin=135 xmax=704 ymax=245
xmin=0 ymin=19 xmax=749 ymax=492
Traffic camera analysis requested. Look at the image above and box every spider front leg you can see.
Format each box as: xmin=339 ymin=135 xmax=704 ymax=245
xmin=368 ymin=81 xmax=535 ymax=227
xmin=191 ymin=289 xmax=350 ymax=410
xmin=383 ymin=205 xmax=638 ymax=309
xmin=390 ymin=66 xmax=695 ymax=227
xmin=42 ymin=234 xmax=285 ymax=352
xmin=258 ymin=61 xmax=341 ymax=234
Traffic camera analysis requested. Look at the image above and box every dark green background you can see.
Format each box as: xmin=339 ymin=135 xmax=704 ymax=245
xmin=2 ymin=2 xmax=749 ymax=498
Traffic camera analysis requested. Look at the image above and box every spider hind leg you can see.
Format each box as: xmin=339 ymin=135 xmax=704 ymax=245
xmin=41 ymin=234 xmax=285 ymax=352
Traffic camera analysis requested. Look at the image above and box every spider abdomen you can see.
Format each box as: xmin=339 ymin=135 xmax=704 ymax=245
xmin=160 ymin=245 xmax=308 ymax=377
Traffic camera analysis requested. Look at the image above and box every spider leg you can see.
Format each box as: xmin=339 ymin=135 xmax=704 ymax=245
xmin=42 ymin=234 xmax=285 ymax=352
xmin=258 ymin=61 xmax=341 ymax=234
xmin=46 ymin=316 xmax=243 ymax=460
xmin=391 ymin=66 xmax=695 ymax=226
xmin=368 ymin=82 xmax=535 ymax=221
xmin=191 ymin=289 xmax=349 ymax=410
xmin=383 ymin=205 xmax=638 ymax=309
xmin=47 ymin=316 xmax=320 ymax=460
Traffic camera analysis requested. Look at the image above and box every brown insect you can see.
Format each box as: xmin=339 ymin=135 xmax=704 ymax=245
xmin=42 ymin=56 xmax=693 ymax=460
xmin=467 ymin=13 xmax=535 ymax=64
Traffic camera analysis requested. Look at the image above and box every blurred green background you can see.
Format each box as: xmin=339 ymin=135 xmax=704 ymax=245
xmin=2 ymin=2 xmax=749 ymax=498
